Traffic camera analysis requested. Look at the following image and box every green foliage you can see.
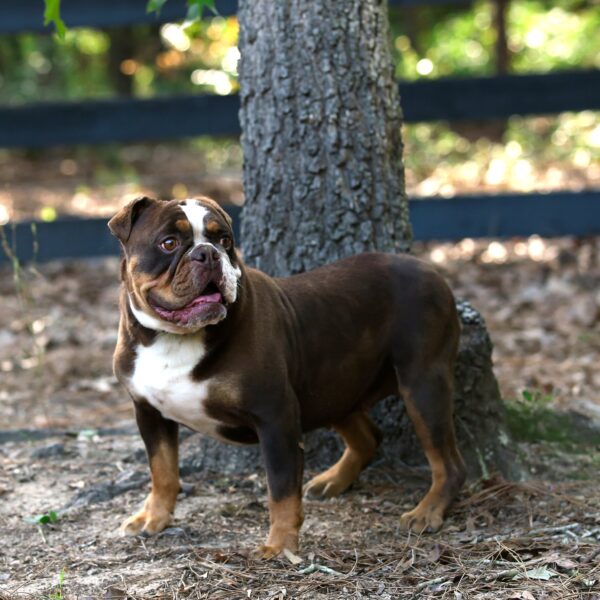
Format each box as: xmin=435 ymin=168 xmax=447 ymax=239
xmin=11 ymin=0 xmax=600 ymax=190
xmin=147 ymin=0 xmax=169 ymax=13
xmin=21 ymin=2 xmax=600 ymax=102
xmin=146 ymin=0 xmax=219 ymax=22
xmin=389 ymin=0 xmax=600 ymax=80
xmin=185 ymin=0 xmax=217 ymax=25
xmin=26 ymin=510 xmax=59 ymax=525
xmin=146 ymin=0 xmax=218 ymax=23
xmin=509 ymin=1 xmax=600 ymax=73
xmin=506 ymin=388 xmax=600 ymax=447
xmin=43 ymin=0 xmax=217 ymax=40
xmin=43 ymin=0 xmax=66 ymax=40
xmin=389 ymin=2 xmax=492 ymax=80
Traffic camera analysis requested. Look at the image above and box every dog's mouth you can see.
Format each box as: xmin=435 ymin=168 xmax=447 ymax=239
xmin=149 ymin=281 xmax=225 ymax=325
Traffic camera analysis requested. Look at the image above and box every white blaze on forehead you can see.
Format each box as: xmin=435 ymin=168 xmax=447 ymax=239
xmin=180 ymin=199 xmax=210 ymax=246
xmin=176 ymin=198 xmax=242 ymax=305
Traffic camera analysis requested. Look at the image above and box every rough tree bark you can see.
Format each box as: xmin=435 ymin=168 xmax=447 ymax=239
xmin=239 ymin=1 xmax=411 ymax=273
xmin=192 ymin=0 xmax=520 ymax=479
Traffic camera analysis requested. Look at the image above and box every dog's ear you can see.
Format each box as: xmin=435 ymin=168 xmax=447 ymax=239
xmin=108 ymin=196 xmax=155 ymax=244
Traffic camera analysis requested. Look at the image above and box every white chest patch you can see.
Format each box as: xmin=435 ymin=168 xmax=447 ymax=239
xmin=129 ymin=332 xmax=221 ymax=435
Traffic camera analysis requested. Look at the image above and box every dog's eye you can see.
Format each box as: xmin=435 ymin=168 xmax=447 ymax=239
xmin=159 ymin=237 xmax=179 ymax=253
xmin=219 ymin=236 xmax=232 ymax=250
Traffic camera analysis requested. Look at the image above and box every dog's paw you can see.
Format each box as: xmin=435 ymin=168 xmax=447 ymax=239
xmin=253 ymin=543 xmax=284 ymax=560
xmin=303 ymin=471 xmax=351 ymax=499
xmin=253 ymin=529 xmax=299 ymax=560
xmin=399 ymin=505 xmax=444 ymax=534
xmin=120 ymin=508 xmax=172 ymax=536
xmin=253 ymin=542 xmax=300 ymax=560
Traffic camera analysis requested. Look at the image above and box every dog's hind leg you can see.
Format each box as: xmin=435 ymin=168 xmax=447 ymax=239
xmin=397 ymin=366 xmax=466 ymax=533
xmin=303 ymin=411 xmax=381 ymax=498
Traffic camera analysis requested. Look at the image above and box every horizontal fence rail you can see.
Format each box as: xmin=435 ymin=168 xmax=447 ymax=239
xmin=2 ymin=191 xmax=600 ymax=265
xmin=0 ymin=0 xmax=472 ymax=35
xmin=403 ymin=70 xmax=600 ymax=121
xmin=0 ymin=95 xmax=241 ymax=148
xmin=409 ymin=190 xmax=600 ymax=241
xmin=1 ymin=70 xmax=598 ymax=148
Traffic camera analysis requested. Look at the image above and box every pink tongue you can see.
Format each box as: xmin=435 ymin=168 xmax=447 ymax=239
xmin=191 ymin=292 xmax=222 ymax=305
xmin=153 ymin=291 xmax=223 ymax=323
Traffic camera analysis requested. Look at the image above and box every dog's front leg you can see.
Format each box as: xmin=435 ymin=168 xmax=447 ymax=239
xmin=121 ymin=401 xmax=179 ymax=535
xmin=255 ymin=414 xmax=304 ymax=559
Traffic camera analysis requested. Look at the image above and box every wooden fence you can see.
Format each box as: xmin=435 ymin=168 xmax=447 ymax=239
xmin=1 ymin=0 xmax=599 ymax=263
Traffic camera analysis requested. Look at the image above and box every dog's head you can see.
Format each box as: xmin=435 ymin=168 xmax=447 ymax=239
xmin=109 ymin=196 xmax=241 ymax=334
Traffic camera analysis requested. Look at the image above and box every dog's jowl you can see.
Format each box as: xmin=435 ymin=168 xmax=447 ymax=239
xmin=109 ymin=196 xmax=466 ymax=558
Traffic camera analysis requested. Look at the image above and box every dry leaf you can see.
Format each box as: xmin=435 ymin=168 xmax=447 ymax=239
xmin=508 ymin=592 xmax=536 ymax=600
xmin=283 ymin=548 xmax=303 ymax=565
xmin=513 ymin=565 xmax=559 ymax=581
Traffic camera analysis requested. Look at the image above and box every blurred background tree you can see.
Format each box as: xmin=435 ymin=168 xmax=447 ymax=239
xmin=0 ymin=0 xmax=598 ymax=224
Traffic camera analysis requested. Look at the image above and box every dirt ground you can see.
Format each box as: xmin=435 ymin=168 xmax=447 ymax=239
xmin=1 ymin=237 xmax=600 ymax=599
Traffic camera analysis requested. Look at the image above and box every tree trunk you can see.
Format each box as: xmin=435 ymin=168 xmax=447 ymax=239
xmin=239 ymin=0 xmax=411 ymax=275
xmin=494 ymin=0 xmax=510 ymax=76
xmin=187 ymin=0 xmax=520 ymax=479
xmin=108 ymin=27 xmax=136 ymax=97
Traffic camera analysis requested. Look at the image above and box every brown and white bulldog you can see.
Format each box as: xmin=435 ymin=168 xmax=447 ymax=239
xmin=108 ymin=195 xmax=466 ymax=558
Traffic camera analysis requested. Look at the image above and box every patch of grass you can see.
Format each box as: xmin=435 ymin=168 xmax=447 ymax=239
xmin=0 ymin=224 xmax=53 ymax=422
xmin=47 ymin=568 xmax=65 ymax=600
xmin=506 ymin=389 xmax=600 ymax=448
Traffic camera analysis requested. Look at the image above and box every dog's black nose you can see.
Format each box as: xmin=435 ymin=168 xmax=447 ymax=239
xmin=190 ymin=244 xmax=220 ymax=268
